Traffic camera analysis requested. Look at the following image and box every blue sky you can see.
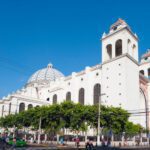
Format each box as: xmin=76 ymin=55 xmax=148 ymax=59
xmin=0 ymin=0 xmax=150 ymax=98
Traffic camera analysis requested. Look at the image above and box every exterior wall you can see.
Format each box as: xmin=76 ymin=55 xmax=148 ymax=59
xmin=0 ymin=100 xmax=12 ymax=117
xmin=10 ymin=97 xmax=18 ymax=114
xmin=0 ymin=104 xmax=4 ymax=117
xmin=147 ymin=83 xmax=150 ymax=129
xmin=102 ymin=55 xmax=139 ymax=110
xmin=3 ymin=101 xmax=10 ymax=116
xmin=102 ymin=56 xmax=126 ymax=107
xmin=39 ymin=65 xmax=102 ymax=105
xmin=0 ymin=95 xmax=49 ymax=118
xmin=133 ymin=88 xmax=147 ymax=128
xmin=125 ymin=57 xmax=139 ymax=111
xmin=62 ymin=67 xmax=101 ymax=105
xmin=139 ymin=62 xmax=150 ymax=78
xmin=22 ymin=86 xmax=39 ymax=99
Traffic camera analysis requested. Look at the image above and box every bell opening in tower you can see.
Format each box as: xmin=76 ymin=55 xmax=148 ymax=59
xmin=115 ymin=39 xmax=122 ymax=57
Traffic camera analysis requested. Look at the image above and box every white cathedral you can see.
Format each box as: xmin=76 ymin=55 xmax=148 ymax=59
xmin=0 ymin=19 xmax=150 ymax=132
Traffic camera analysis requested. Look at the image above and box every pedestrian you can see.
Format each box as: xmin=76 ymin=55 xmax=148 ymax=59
xmin=0 ymin=136 xmax=6 ymax=150
xmin=1 ymin=133 xmax=7 ymax=149
xmin=73 ymin=137 xmax=76 ymax=147
xmin=86 ymin=141 xmax=90 ymax=150
xmin=101 ymin=138 xmax=105 ymax=147
xmin=107 ymin=138 xmax=111 ymax=147
xmin=76 ymin=137 xmax=80 ymax=148
xmin=60 ymin=137 xmax=64 ymax=145
xmin=11 ymin=137 xmax=16 ymax=150
xmin=89 ymin=141 xmax=94 ymax=149
xmin=85 ymin=140 xmax=94 ymax=150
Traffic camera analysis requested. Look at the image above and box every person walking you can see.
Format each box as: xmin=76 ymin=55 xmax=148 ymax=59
xmin=11 ymin=137 xmax=16 ymax=150
xmin=85 ymin=140 xmax=94 ymax=150
xmin=86 ymin=141 xmax=90 ymax=150
xmin=76 ymin=137 xmax=80 ymax=148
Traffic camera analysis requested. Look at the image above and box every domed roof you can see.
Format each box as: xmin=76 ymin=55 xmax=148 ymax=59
xmin=27 ymin=63 xmax=64 ymax=84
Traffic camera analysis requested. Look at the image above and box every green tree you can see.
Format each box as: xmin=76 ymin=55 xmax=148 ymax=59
xmin=0 ymin=101 xmax=144 ymax=137
xmin=125 ymin=121 xmax=143 ymax=136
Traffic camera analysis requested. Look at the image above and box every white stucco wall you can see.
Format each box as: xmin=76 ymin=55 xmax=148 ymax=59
xmin=139 ymin=62 xmax=150 ymax=78
xmin=102 ymin=55 xmax=139 ymax=111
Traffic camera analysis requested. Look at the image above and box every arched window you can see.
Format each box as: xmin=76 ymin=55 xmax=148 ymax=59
xmin=28 ymin=104 xmax=33 ymax=110
xmin=53 ymin=94 xmax=57 ymax=104
xmin=128 ymin=39 xmax=131 ymax=44
xmin=93 ymin=84 xmax=101 ymax=105
xmin=106 ymin=44 xmax=112 ymax=59
xmin=140 ymin=70 xmax=144 ymax=75
xmin=115 ymin=39 xmax=122 ymax=57
xmin=79 ymin=88 xmax=85 ymax=105
xmin=66 ymin=92 xmax=71 ymax=101
xmin=19 ymin=103 xmax=25 ymax=113
xmin=127 ymin=39 xmax=131 ymax=53
xmin=1 ymin=105 xmax=4 ymax=117
xmin=133 ymin=44 xmax=136 ymax=50
xmin=9 ymin=103 xmax=11 ymax=115
xmin=148 ymin=68 xmax=150 ymax=78
xmin=46 ymin=98 xmax=50 ymax=101
xmin=132 ymin=44 xmax=136 ymax=57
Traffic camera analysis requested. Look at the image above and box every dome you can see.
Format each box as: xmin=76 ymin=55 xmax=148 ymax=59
xmin=27 ymin=63 xmax=64 ymax=84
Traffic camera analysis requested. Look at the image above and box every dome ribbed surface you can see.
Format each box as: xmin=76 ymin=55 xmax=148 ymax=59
xmin=27 ymin=63 xmax=64 ymax=84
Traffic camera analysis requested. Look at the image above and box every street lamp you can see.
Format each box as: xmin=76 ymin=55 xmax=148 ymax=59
xmin=97 ymin=93 xmax=106 ymax=146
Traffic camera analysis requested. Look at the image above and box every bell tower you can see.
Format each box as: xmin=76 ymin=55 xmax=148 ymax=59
xmin=101 ymin=18 xmax=138 ymax=63
xmin=101 ymin=19 xmax=140 ymax=117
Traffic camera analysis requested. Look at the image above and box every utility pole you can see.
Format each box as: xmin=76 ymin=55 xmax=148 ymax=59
xmin=97 ymin=93 xmax=106 ymax=146
xmin=38 ymin=117 xmax=42 ymax=144
xmin=13 ymin=125 xmax=16 ymax=138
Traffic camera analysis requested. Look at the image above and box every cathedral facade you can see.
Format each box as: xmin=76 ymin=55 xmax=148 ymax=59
xmin=0 ymin=19 xmax=150 ymax=133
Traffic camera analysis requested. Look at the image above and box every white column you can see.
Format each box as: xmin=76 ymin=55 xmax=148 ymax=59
xmin=111 ymin=134 xmax=114 ymax=146
xmin=112 ymin=43 xmax=115 ymax=58
xmin=147 ymin=137 xmax=149 ymax=146
xmin=85 ymin=131 xmax=87 ymax=143
xmin=133 ymin=136 xmax=136 ymax=146
xmin=123 ymin=39 xmax=127 ymax=54
xmin=44 ymin=134 xmax=47 ymax=143
xmin=38 ymin=133 xmax=41 ymax=144
xmin=121 ymin=135 xmax=124 ymax=146
xmin=140 ymin=136 xmax=142 ymax=146
xmin=38 ymin=117 xmax=42 ymax=144
xmin=34 ymin=132 xmax=36 ymax=142
xmin=57 ymin=134 xmax=60 ymax=144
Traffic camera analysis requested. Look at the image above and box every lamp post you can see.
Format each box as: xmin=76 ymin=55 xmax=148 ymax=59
xmin=97 ymin=93 xmax=106 ymax=146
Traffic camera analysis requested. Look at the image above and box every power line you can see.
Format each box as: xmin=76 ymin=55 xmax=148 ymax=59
xmin=0 ymin=56 xmax=35 ymax=76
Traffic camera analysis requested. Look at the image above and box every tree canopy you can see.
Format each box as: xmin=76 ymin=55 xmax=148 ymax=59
xmin=0 ymin=101 xmax=143 ymax=136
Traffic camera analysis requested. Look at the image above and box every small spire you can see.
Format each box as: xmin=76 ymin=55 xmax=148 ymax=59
xmin=47 ymin=63 xmax=53 ymax=68
xmin=102 ymin=32 xmax=106 ymax=38
xmin=134 ymin=33 xmax=138 ymax=38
